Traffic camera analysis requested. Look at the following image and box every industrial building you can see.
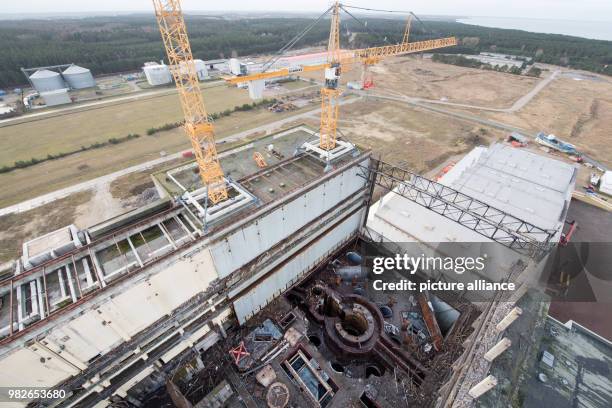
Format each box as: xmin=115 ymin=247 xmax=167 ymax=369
xmin=39 ymin=88 xmax=71 ymax=107
xmin=366 ymin=143 xmax=576 ymax=252
xmin=2 ymin=2 xmax=608 ymax=407
xmin=25 ymin=64 xmax=97 ymax=93
xmin=142 ymin=59 xmax=209 ymax=86
xmin=458 ymin=52 xmax=529 ymax=69
xmin=0 ymin=121 xmax=591 ymax=407
xmin=142 ymin=62 xmax=172 ymax=86
xmin=598 ymin=170 xmax=612 ymax=196
xmin=20 ymin=64 xmax=97 ymax=107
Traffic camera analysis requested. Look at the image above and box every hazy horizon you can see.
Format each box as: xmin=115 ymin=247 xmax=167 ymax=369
xmin=1 ymin=0 xmax=611 ymax=22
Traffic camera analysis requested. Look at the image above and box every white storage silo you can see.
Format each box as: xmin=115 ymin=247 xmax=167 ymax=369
xmin=229 ymin=58 xmax=242 ymax=76
xmin=29 ymin=69 xmax=65 ymax=92
xmin=62 ymin=65 xmax=95 ymax=89
xmin=193 ymin=59 xmax=209 ymax=80
xmin=143 ymin=63 xmax=172 ymax=86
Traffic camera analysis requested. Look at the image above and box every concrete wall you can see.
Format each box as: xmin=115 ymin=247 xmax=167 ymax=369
xmin=233 ymin=209 xmax=362 ymax=324
xmin=210 ymin=161 xmax=367 ymax=278
xmin=0 ymin=246 xmax=218 ymax=392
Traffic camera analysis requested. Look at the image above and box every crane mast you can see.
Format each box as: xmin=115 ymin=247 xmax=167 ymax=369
xmin=222 ymin=3 xmax=457 ymax=157
xmin=152 ymin=0 xmax=228 ymax=205
xmin=320 ymin=1 xmax=342 ymax=151
xmin=361 ymin=16 xmax=412 ymax=89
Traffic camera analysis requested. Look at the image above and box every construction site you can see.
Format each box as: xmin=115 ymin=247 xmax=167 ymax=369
xmin=0 ymin=1 xmax=611 ymax=408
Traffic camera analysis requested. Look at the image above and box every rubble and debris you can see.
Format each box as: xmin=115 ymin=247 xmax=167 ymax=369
xmin=256 ymin=365 xmax=277 ymax=387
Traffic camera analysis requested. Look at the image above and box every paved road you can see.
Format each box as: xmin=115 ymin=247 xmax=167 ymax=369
xmin=0 ymin=97 xmax=360 ymax=217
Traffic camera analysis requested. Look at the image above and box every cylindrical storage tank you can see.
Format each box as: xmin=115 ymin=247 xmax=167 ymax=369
xmin=143 ymin=64 xmax=172 ymax=86
xmin=193 ymin=59 xmax=209 ymax=80
xmin=229 ymin=58 xmax=242 ymax=76
xmin=29 ymin=69 xmax=65 ymax=92
xmin=62 ymin=65 xmax=95 ymax=89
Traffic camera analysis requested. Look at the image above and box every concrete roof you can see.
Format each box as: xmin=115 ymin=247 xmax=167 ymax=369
xmin=367 ymin=143 xmax=576 ymax=245
xmin=440 ymin=144 xmax=576 ymax=232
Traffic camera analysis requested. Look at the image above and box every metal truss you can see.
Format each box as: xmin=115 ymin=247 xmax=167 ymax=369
xmin=360 ymin=160 xmax=555 ymax=258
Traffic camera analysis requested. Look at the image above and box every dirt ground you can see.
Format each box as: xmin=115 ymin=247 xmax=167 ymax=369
xmin=345 ymin=56 xmax=611 ymax=168
xmin=307 ymin=55 xmax=611 ymax=168
xmin=304 ymin=99 xmax=504 ymax=173
xmin=0 ymin=158 xmax=188 ymax=264
xmin=464 ymin=74 xmax=612 ymax=167
xmin=370 ymin=56 xmax=540 ymax=107
xmin=300 ymin=56 xmax=539 ymax=107
xmin=0 ymin=190 xmax=92 ymax=264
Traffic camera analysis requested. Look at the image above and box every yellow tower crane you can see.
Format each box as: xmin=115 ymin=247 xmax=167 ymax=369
xmin=320 ymin=1 xmax=342 ymax=151
xmin=224 ymin=2 xmax=457 ymax=153
xmin=152 ymin=0 xmax=228 ymax=205
xmin=361 ymin=16 xmax=412 ymax=89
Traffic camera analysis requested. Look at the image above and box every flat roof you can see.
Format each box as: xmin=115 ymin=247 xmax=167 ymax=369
xmin=367 ymin=143 xmax=576 ymax=248
xmin=24 ymin=226 xmax=74 ymax=257
xmin=477 ymin=291 xmax=612 ymax=408
xmin=440 ymin=143 xmax=576 ymax=232
xmin=155 ymin=125 xmax=342 ymax=203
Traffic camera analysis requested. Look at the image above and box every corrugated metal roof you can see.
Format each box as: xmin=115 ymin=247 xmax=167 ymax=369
xmin=440 ymin=143 xmax=576 ymax=231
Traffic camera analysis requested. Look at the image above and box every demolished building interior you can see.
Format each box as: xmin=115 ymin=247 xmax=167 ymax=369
xmin=1 ymin=122 xmax=609 ymax=408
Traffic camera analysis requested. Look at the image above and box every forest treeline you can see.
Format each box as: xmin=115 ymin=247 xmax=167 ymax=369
xmin=0 ymin=15 xmax=610 ymax=88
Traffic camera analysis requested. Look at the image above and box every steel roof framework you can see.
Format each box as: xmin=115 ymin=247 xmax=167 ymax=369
xmin=361 ymin=159 xmax=556 ymax=258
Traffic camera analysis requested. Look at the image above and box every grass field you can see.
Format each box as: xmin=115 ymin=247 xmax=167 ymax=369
xmin=0 ymin=102 xmax=317 ymax=207
xmin=0 ymin=84 xmax=252 ymax=167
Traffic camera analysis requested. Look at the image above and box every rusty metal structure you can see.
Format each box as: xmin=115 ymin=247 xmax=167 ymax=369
xmin=290 ymin=283 xmax=428 ymax=385
xmin=253 ymin=151 xmax=268 ymax=168
xmin=360 ymin=159 xmax=556 ymax=257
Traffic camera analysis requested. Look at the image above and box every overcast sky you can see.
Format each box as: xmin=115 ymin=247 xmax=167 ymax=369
xmin=2 ymin=0 xmax=612 ymax=21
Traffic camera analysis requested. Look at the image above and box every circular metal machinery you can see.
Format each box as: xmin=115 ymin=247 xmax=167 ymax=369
xmin=266 ymin=382 xmax=290 ymax=408
xmin=306 ymin=284 xmax=384 ymax=358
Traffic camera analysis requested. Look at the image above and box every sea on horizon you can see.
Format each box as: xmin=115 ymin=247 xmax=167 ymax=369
xmin=457 ymin=16 xmax=612 ymax=42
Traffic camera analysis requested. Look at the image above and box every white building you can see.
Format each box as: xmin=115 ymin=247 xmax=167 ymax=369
xmin=40 ymin=88 xmax=71 ymax=107
xmin=142 ymin=62 xmax=172 ymax=86
xmin=365 ymin=143 xmax=576 ymax=282
xmin=143 ymin=59 xmax=209 ymax=86
xmin=599 ymin=171 xmax=612 ymax=196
